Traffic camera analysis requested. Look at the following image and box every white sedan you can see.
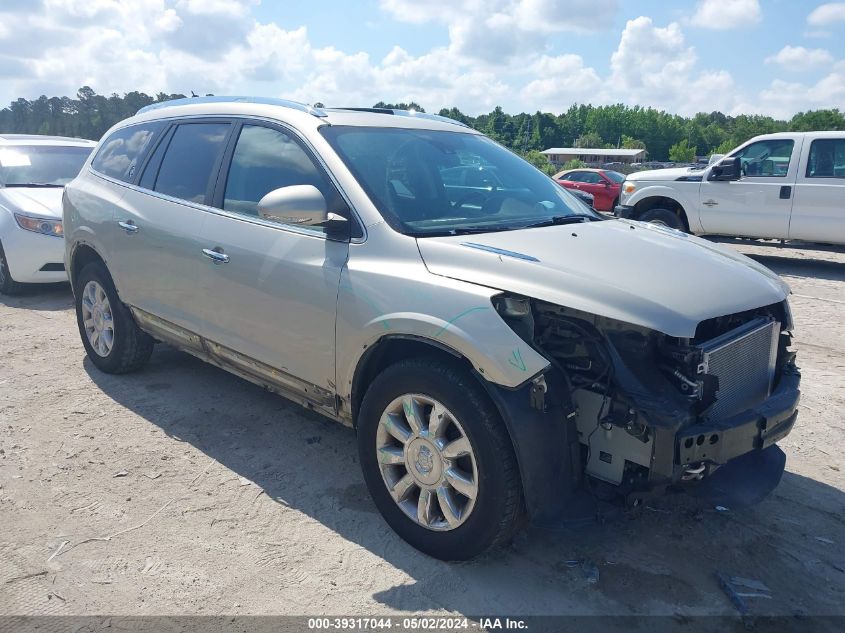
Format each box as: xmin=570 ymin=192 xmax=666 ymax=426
xmin=0 ymin=134 xmax=96 ymax=294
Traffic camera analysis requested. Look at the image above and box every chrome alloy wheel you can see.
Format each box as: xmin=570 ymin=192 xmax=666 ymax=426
xmin=81 ymin=280 xmax=115 ymax=357
xmin=376 ymin=394 xmax=479 ymax=531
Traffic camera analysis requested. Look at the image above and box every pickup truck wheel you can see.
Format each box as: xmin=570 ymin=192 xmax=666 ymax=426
xmin=357 ymin=358 xmax=523 ymax=560
xmin=74 ymin=262 xmax=154 ymax=374
xmin=638 ymin=207 xmax=687 ymax=231
xmin=0 ymin=241 xmax=26 ymax=296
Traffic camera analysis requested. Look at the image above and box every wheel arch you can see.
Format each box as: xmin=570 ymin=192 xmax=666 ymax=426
xmin=633 ymin=195 xmax=690 ymax=230
xmin=68 ymin=242 xmax=108 ymax=293
xmin=350 ymin=334 xmax=470 ymax=428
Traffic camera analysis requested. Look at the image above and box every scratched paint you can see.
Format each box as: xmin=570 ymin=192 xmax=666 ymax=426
xmin=508 ymin=348 xmax=527 ymax=371
xmin=432 ymin=306 xmax=489 ymax=338
xmin=339 ymin=283 xmax=390 ymax=330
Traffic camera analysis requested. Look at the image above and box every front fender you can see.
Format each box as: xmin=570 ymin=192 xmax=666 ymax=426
xmin=625 ymin=183 xmax=703 ymax=233
xmin=335 ymin=264 xmax=550 ymax=403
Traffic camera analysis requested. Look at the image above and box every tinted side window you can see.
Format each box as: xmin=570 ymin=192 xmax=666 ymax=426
xmin=154 ymin=123 xmax=230 ymax=203
xmin=806 ymin=139 xmax=845 ymax=178
xmin=580 ymin=172 xmax=602 ymax=184
xmin=562 ymin=172 xmax=582 ymax=182
xmin=222 ymin=124 xmax=341 ymax=230
xmin=91 ymin=122 xmax=164 ymax=182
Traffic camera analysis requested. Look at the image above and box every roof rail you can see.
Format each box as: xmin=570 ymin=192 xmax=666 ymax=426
xmin=328 ymin=107 xmax=469 ymax=128
xmin=136 ymin=96 xmax=327 ymax=118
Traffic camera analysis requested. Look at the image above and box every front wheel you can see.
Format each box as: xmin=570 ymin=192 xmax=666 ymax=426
xmin=0 ymin=241 xmax=25 ymax=296
xmin=357 ymin=358 xmax=523 ymax=560
xmin=638 ymin=207 xmax=687 ymax=231
xmin=74 ymin=262 xmax=154 ymax=373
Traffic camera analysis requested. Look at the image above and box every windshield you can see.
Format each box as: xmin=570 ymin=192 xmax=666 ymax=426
xmin=604 ymin=171 xmax=625 ymax=183
xmin=0 ymin=145 xmax=92 ymax=187
xmin=320 ymin=126 xmax=598 ymax=236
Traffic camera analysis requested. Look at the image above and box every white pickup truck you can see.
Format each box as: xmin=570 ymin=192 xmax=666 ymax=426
xmin=615 ymin=131 xmax=845 ymax=245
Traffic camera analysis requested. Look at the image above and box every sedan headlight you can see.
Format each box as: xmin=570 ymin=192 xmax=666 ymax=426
xmin=14 ymin=213 xmax=63 ymax=237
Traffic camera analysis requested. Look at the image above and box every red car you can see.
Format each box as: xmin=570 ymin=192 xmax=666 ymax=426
xmin=553 ymin=168 xmax=625 ymax=212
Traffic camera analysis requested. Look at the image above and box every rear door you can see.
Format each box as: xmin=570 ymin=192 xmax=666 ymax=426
xmin=111 ymin=119 xmax=233 ymax=329
xmin=194 ymin=120 xmax=352 ymax=400
xmin=698 ymin=137 xmax=800 ymax=239
xmin=790 ymin=137 xmax=845 ymax=244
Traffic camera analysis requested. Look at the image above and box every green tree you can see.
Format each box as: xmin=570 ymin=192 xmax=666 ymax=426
xmin=620 ymin=135 xmax=646 ymax=149
xmin=668 ymin=139 xmax=696 ymax=163
xmin=521 ymin=150 xmax=556 ymax=175
xmin=373 ymin=101 xmax=426 ymax=112
xmin=574 ymin=132 xmax=603 ymax=148
xmin=562 ymin=159 xmax=586 ymax=170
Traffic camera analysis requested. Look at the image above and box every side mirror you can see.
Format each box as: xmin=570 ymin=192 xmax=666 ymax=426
xmin=257 ymin=185 xmax=349 ymax=236
xmin=710 ymin=156 xmax=742 ymax=181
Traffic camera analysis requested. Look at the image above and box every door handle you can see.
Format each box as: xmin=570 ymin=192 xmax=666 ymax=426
xmin=118 ymin=220 xmax=138 ymax=233
xmin=202 ymin=248 xmax=230 ymax=264
xmin=702 ymin=199 xmax=718 ymax=207
xmin=779 ymin=186 xmax=792 ymax=200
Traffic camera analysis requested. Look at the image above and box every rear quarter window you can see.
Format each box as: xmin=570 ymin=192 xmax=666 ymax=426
xmin=91 ymin=122 xmax=165 ymax=182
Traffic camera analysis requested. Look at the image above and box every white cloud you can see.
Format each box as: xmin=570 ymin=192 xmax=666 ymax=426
xmin=691 ymin=0 xmax=761 ymax=30
xmin=521 ymin=54 xmax=605 ymax=112
xmin=807 ymin=3 xmax=845 ymax=26
xmin=766 ymin=45 xmax=834 ymax=71
xmin=758 ymin=60 xmax=845 ymax=118
xmin=608 ymin=17 xmax=740 ymax=115
xmin=379 ymin=0 xmax=618 ymax=63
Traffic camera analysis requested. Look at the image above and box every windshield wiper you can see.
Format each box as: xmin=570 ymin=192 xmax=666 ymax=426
xmin=522 ymin=215 xmax=597 ymax=229
xmin=410 ymin=225 xmax=522 ymax=237
xmin=4 ymin=183 xmax=64 ymax=188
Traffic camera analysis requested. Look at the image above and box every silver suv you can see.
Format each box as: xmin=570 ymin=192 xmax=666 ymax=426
xmin=64 ymin=97 xmax=801 ymax=560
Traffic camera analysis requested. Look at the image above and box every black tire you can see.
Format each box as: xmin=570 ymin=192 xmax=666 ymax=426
xmin=357 ymin=358 xmax=523 ymax=560
xmin=638 ymin=207 xmax=687 ymax=231
xmin=74 ymin=261 xmax=154 ymax=373
xmin=0 ymin=241 xmax=26 ymax=296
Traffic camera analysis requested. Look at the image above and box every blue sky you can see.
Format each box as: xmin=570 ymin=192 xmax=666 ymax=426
xmin=1 ymin=1 xmax=844 ymax=118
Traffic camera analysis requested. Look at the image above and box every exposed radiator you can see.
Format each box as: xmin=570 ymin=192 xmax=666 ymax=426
xmin=700 ymin=317 xmax=780 ymax=421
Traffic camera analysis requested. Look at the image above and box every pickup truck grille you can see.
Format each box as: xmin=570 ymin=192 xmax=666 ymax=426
xmin=700 ymin=317 xmax=780 ymax=421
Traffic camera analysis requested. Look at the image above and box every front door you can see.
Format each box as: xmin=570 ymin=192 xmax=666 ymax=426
xmin=698 ymin=137 xmax=801 ymax=239
xmin=195 ymin=122 xmax=351 ymax=401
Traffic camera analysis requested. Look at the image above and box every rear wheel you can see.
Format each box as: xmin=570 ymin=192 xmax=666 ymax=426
xmin=638 ymin=207 xmax=687 ymax=231
xmin=0 ymin=241 xmax=26 ymax=296
xmin=358 ymin=358 xmax=523 ymax=560
xmin=74 ymin=261 xmax=154 ymax=373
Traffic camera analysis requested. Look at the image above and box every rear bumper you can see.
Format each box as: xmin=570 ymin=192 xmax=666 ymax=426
xmin=1 ymin=225 xmax=67 ymax=283
xmin=614 ymin=204 xmax=636 ymax=219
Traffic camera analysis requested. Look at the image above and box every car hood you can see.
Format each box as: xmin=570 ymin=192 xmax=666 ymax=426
xmin=0 ymin=187 xmax=64 ymax=219
xmin=626 ymin=167 xmax=703 ymax=182
xmin=416 ymin=219 xmax=790 ymax=338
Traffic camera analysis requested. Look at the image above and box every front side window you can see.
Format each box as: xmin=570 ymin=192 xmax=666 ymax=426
xmin=321 ymin=126 xmax=595 ymax=236
xmin=91 ymin=122 xmax=164 ymax=182
xmin=0 ymin=145 xmax=92 ymax=187
xmin=605 ymin=171 xmax=626 ymax=184
xmin=733 ymin=139 xmax=794 ymax=177
xmin=579 ymin=172 xmax=603 ymax=184
xmin=154 ymin=123 xmax=230 ymax=203
xmin=222 ymin=125 xmax=339 ymax=231
xmin=806 ymin=139 xmax=845 ymax=178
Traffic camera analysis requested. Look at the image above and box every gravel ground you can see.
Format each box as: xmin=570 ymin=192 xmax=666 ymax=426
xmin=0 ymin=239 xmax=843 ymax=625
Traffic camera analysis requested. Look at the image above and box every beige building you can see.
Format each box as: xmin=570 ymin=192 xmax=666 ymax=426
xmin=541 ymin=147 xmax=646 ymax=166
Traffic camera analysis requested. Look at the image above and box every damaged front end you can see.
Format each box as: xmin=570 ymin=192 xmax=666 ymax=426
xmin=492 ymin=294 xmax=800 ymax=514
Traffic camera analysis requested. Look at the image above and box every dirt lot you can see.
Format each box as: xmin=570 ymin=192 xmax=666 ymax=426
xmin=1 ymin=239 xmax=843 ymax=625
